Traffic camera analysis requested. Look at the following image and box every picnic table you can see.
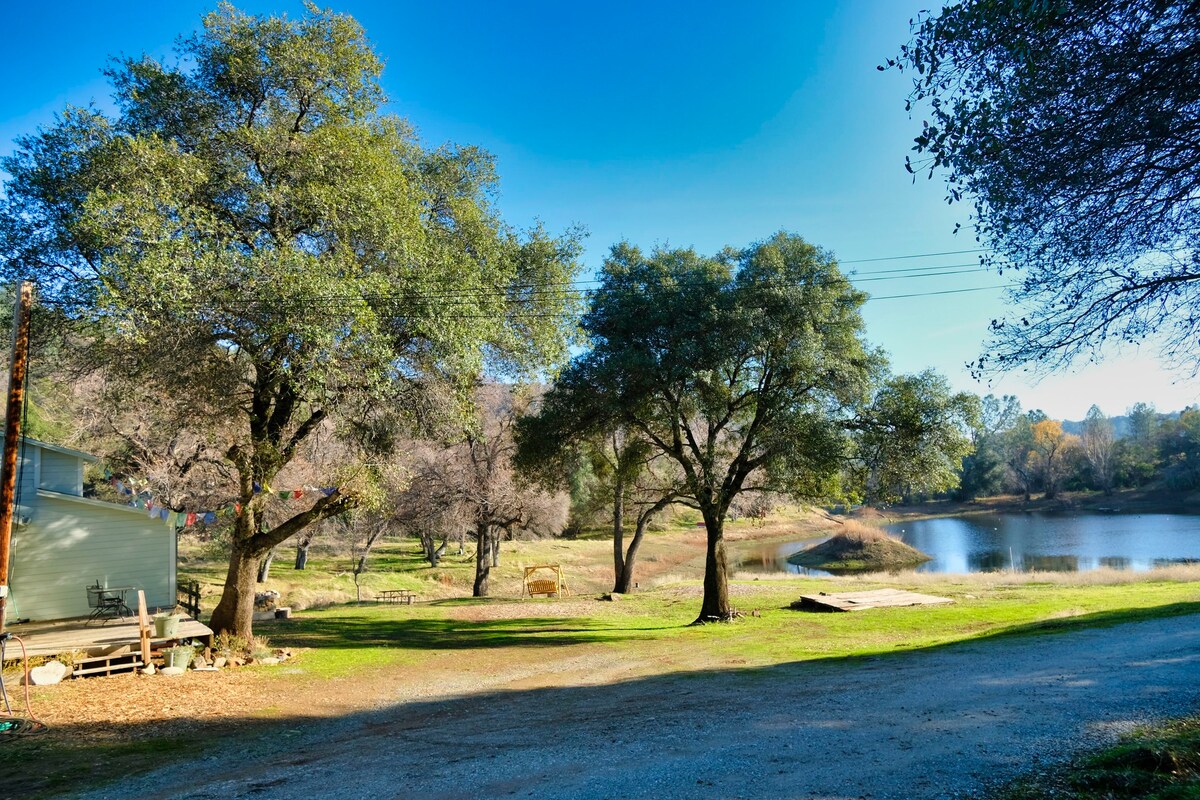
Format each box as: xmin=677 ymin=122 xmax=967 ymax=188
xmin=377 ymin=589 xmax=416 ymax=605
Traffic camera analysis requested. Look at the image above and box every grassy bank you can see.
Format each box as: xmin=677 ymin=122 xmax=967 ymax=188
xmin=992 ymin=715 xmax=1200 ymax=799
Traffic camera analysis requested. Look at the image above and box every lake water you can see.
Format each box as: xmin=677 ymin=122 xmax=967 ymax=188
xmin=735 ymin=512 xmax=1200 ymax=575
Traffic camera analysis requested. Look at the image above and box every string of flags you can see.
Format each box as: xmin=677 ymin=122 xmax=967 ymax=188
xmin=104 ymin=472 xmax=338 ymax=530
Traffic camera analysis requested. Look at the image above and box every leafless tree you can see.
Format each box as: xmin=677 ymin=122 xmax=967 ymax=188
xmin=420 ymin=385 xmax=567 ymax=597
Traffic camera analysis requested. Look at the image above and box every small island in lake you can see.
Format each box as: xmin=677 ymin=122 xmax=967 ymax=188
xmin=788 ymin=525 xmax=932 ymax=572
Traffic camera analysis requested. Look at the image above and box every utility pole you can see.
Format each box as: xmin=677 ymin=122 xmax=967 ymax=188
xmin=0 ymin=281 xmax=32 ymax=632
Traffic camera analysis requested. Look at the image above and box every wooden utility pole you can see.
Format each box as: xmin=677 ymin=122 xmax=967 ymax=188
xmin=0 ymin=281 xmax=33 ymax=632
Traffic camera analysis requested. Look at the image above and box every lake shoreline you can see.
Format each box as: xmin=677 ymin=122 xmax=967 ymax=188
xmin=862 ymin=488 xmax=1200 ymax=525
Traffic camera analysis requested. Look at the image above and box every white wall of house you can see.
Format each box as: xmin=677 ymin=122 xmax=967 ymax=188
xmin=7 ymin=492 xmax=176 ymax=621
xmin=39 ymin=448 xmax=83 ymax=496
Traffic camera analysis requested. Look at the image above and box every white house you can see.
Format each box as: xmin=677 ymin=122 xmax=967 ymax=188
xmin=5 ymin=438 xmax=176 ymax=622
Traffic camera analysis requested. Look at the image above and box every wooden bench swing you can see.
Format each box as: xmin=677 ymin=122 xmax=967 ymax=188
xmin=522 ymin=564 xmax=569 ymax=598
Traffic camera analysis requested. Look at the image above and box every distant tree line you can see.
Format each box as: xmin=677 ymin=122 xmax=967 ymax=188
xmin=956 ymin=399 xmax=1200 ymax=502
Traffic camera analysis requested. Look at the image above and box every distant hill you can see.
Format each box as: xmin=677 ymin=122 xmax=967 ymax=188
xmin=1061 ymin=411 xmax=1181 ymax=438
xmin=1061 ymin=416 xmax=1131 ymax=438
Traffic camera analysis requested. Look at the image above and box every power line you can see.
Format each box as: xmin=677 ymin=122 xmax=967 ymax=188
xmin=869 ymin=284 xmax=1013 ymax=301
xmin=34 ymin=246 xmax=997 ymax=299
xmin=851 ymin=268 xmax=989 ymax=284
xmin=30 ymin=246 xmax=1007 ymax=320
xmin=40 ymin=281 xmax=1012 ymax=321
xmin=839 ymin=248 xmax=987 ymax=264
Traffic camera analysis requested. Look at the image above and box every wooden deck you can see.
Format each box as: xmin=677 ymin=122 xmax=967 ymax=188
xmin=3 ymin=616 xmax=214 ymax=660
xmin=793 ymin=588 xmax=954 ymax=613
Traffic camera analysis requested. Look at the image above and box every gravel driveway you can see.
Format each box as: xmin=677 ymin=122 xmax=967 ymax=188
xmin=78 ymin=613 xmax=1200 ymax=800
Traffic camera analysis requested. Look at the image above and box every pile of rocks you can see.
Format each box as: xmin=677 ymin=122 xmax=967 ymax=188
xmin=15 ymin=645 xmax=300 ymax=683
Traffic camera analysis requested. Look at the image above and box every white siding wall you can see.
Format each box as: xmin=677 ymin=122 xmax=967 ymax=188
xmin=15 ymin=447 xmax=37 ymax=508
xmin=8 ymin=496 xmax=174 ymax=621
xmin=39 ymin=449 xmax=81 ymax=495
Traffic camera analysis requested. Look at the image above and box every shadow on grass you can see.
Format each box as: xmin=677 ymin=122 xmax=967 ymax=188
xmin=265 ymin=594 xmax=1200 ymax=655
xmin=259 ymin=613 xmax=665 ymax=651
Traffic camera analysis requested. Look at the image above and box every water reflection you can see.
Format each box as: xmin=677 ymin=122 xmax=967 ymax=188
xmin=736 ymin=537 xmax=832 ymax=575
xmin=734 ymin=512 xmax=1200 ymax=575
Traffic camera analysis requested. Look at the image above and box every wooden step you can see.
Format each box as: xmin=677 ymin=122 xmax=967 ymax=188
xmin=72 ymin=651 xmax=143 ymax=678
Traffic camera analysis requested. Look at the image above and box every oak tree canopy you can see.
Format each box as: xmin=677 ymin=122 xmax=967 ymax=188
xmin=0 ymin=4 xmax=582 ymax=636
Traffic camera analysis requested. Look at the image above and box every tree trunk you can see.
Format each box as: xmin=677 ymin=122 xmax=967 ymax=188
xmin=695 ymin=510 xmax=731 ymax=622
xmin=491 ymin=528 xmax=501 ymax=568
xmin=257 ymin=547 xmax=275 ymax=582
xmin=611 ymin=476 xmax=625 ymax=593
xmin=472 ymin=522 xmax=492 ymax=597
xmin=294 ymin=540 xmax=309 ymax=570
xmin=614 ymin=495 xmax=671 ymax=593
xmin=208 ymin=541 xmax=261 ymax=637
xmin=430 ymin=538 xmax=446 ymax=567
xmin=614 ymin=522 xmax=643 ymax=594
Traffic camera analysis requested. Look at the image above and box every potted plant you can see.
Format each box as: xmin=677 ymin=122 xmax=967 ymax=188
xmin=153 ymin=606 xmax=185 ymax=638
xmin=163 ymin=644 xmax=194 ymax=670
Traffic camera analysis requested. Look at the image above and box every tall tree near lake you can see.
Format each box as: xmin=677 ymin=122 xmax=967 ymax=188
xmin=526 ymin=234 xmax=882 ymax=622
xmin=1029 ymin=419 xmax=1078 ymax=500
xmin=1002 ymin=413 xmax=1039 ymax=501
xmin=1160 ymin=406 xmax=1200 ymax=490
xmin=0 ymin=5 xmax=581 ymax=635
xmin=1081 ymin=405 xmax=1116 ymax=496
xmin=894 ymin=0 xmax=1200 ymax=372
xmin=854 ymin=371 xmax=979 ymax=504
xmin=1117 ymin=401 xmax=1162 ymax=486
xmin=957 ymin=394 xmax=1021 ymax=500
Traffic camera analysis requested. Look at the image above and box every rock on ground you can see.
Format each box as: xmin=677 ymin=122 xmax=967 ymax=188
xmin=25 ymin=660 xmax=69 ymax=685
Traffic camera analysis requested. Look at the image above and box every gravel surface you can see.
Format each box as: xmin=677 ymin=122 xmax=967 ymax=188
xmin=77 ymin=614 xmax=1200 ymax=800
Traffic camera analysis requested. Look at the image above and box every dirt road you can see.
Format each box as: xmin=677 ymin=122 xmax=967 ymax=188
xmin=79 ymin=613 xmax=1200 ymax=800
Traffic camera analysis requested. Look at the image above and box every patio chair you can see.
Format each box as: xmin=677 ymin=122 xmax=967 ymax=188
xmin=85 ymin=582 xmax=133 ymax=625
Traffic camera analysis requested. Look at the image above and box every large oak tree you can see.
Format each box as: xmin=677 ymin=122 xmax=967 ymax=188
xmin=0 ymin=5 xmax=581 ymax=635
xmin=527 ymin=234 xmax=882 ymax=621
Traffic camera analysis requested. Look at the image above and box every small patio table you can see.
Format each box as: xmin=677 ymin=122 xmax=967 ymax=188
xmin=85 ymin=584 xmax=134 ymax=625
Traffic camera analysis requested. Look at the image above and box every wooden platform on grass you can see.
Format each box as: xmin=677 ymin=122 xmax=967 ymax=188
xmin=794 ymin=588 xmax=953 ymax=613
xmin=3 ymin=616 xmax=213 ymax=660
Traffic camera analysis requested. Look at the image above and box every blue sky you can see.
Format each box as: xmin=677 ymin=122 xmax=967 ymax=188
xmin=3 ymin=0 xmax=1197 ymax=419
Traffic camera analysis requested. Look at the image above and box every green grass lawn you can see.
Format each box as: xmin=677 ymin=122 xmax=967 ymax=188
xmin=251 ymin=573 xmax=1200 ymax=681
